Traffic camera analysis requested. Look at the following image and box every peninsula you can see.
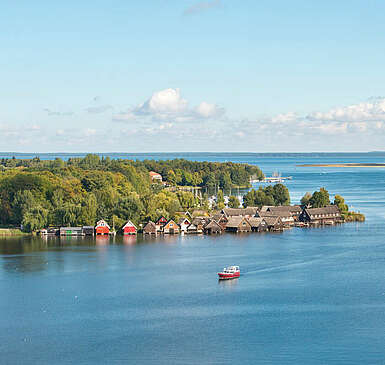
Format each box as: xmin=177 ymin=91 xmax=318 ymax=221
xmin=298 ymin=163 xmax=385 ymax=168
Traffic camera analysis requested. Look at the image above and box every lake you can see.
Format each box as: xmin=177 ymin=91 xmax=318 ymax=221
xmin=1 ymin=152 xmax=385 ymax=364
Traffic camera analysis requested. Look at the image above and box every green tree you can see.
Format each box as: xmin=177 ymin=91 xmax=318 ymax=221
xmin=216 ymin=189 xmax=225 ymax=210
xmin=309 ymin=188 xmax=330 ymax=208
xmin=228 ymin=195 xmax=240 ymax=208
xmin=272 ymin=183 xmax=290 ymax=205
xmin=333 ymin=195 xmax=348 ymax=212
xmin=300 ymin=192 xmax=312 ymax=207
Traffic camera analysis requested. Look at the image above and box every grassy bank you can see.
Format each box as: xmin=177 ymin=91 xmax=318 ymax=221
xmin=342 ymin=212 xmax=366 ymax=222
xmin=0 ymin=228 xmax=30 ymax=236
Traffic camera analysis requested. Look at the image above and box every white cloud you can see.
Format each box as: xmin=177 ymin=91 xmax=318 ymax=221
xmin=85 ymin=105 xmax=113 ymax=114
xmin=44 ymin=108 xmax=74 ymax=116
xmin=113 ymin=88 xmax=225 ymax=124
xmin=307 ymin=98 xmax=385 ymax=123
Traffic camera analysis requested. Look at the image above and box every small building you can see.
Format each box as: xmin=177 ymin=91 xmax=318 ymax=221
xmin=191 ymin=216 xmax=210 ymax=234
xmin=258 ymin=211 xmax=294 ymax=227
xmin=95 ymin=219 xmax=110 ymax=235
xmin=204 ymin=219 xmax=222 ymax=234
xmin=163 ymin=219 xmax=180 ymax=234
xmin=149 ymin=171 xmax=162 ymax=182
xmin=186 ymin=223 xmax=198 ymax=234
xmin=263 ymin=216 xmax=284 ymax=231
xmin=122 ymin=220 xmax=137 ymax=235
xmin=178 ymin=218 xmax=191 ymax=233
xmin=300 ymin=205 xmax=342 ymax=225
xmin=82 ymin=226 xmax=95 ymax=236
xmin=60 ymin=227 xmax=83 ymax=236
xmin=248 ymin=217 xmax=268 ymax=232
xmin=211 ymin=213 xmax=228 ymax=230
xmin=155 ymin=216 xmax=168 ymax=233
xmin=225 ymin=217 xmax=252 ymax=233
xmin=143 ymin=221 xmax=157 ymax=235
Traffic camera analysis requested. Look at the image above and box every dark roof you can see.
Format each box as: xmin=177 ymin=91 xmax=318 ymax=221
xmin=212 ymin=213 xmax=227 ymax=222
xmin=192 ymin=217 xmax=210 ymax=226
xmin=259 ymin=211 xmax=294 ymax=219
xmin=305 ymin=205 xmax=341 ymax=217
xmin=178 ymin=217 xmax=191 ymax=225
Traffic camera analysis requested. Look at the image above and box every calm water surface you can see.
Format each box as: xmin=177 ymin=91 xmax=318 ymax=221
xmin=1 ymin=153 xmax=385 ymax=364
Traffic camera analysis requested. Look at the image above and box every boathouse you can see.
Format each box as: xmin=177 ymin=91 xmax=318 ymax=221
xmin=163 ymin=219 xmax=180 ymax=234
xmin=225 ymin=217 xmax=252 ymax=233
xmin=143 ymin=221 xmax=157 ymax=234
xmin=258 ymin=211 xmax=294 ymax=227
xmin=95 ymin=219 xmax=110 ymax=235
xmin=248 ymin=217 xmax=268 ymax=232
xmin=263 ymin=216 xmax=284 ymax=231
xmin=122 ymin=220 xmax=137 ymax=235
xmin=211 ymin=213 xmax=228 ymax=230
xmin=191 ymin=217 xmax=210 ymax=233
xmin=82 ymin=226 xmax=95 ymax=236
xmin=204 ymin=219 xmax=222 ymax=234
xmin=60 ymin=227 xmax=83 ymax=236
xmin=155 ymin=216 xmax=168 ymax=233
xmin=178 ymin=217 xmax=191 ymax=233
xmin=266 ymin=205 xmax=302 ymax=221
xmin=300 ymin=205 xmax=342 ymax=225
xmin=186 ymin=222 xmax=198 ymax=234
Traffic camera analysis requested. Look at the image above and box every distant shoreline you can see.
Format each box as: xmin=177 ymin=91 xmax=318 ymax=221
xmin=298 ymin=163 xmax=385 ymax=168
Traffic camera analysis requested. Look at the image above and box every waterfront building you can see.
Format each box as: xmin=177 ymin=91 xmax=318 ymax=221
xmin=95 ymin=219 xmax=110 ymax=235
xmin=155 ymin=216 xmax=168 ymax=233
xmin=122 ymin=220 xmax=137 ymax=235
xmin=82 ymin=226 xmax=95 ymax=236
xmin=300 ymin=205 xmax=342 ymax=225
xmin=60 ymin=227 xmax=83 ymax=236
xmin=163 ymin=219 xmax=180 ymax=234
xmin=178 ymin=218 xmax=191 ymax=233
xmin=203 ymin=219 xmax=222 ymax=234
xmin=143 ymin=221 xmax=157 ymax=235
xmin=225 ymin=217 xmax=252 ymax=233
xmin=248 ymin=217 xmax=268 ymax=232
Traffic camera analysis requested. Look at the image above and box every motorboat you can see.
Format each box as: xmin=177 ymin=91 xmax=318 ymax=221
xmin=218 ymin=266 xmax=240 ymax=280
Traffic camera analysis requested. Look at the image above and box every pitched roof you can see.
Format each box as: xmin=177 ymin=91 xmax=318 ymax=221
xmin=263 ymin=216 xmax=282 ymax=226
xmin=95 ymin=219 xmax=110 ymax=229
xmin=122 ymin=220 xmax=137 ymax=229
xmin=259 ymin=210 xmax=294 ymax=219
xmin=212 ymin=213 xmax=228 ymax=222
xmin=268 ymin=205 xmax=302 ymax=215
xmin=226 ymin=216 xmax=250 ymax=228
xmin=305 ymin=205 xmax=341 ymax=216
xmin=204 ymin=219 xmax=222 ymax=230
xmin=247 ymin=217 xmax=264 ymax=228
xmin=222 ymin=207 xmax=258 ymax=217
xmin=178 ymin=217 xmax=191 ymax=225
xmin=143 ymin=221 xmax=156 ymax=231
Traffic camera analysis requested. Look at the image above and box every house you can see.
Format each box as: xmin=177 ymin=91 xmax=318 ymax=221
xmin=82 ymin=226 xmax=95 ymax=236
xmin=300 ymin=205 xmax=342 ymax=225
xmin=143 ymin=221 xmax=157 ymax=234
xmin=122 ymin=220 xmax=137 ymax=235
xmin=263 ymin=216 xmax=284 ymax=231
xmin=95 ymin=219 xmax=110 ymax=235
xmin=211 ymin=213 xmax=228 ymax=230
xmin=222 ymin=207 xmax=258 ymax=218
xmin=60 ymin=227 xmax=83 ymax=236
xmin=248 ymin=217 xmax=268 ymax=232
xmin=149 ymin=171 xmax=162 ymax=182
xmin=258 ymin=211 xmax=294 ymax=227
xmin=225 ymin=217 xmax=252 ymax=233
xmin=186 ymin=223 xmax=198 ymax=234
xmin=203 ymin=219 xmax=222 ymax=234
xmin=175 ymin=211 xmax=193 ymax=220
xmin=155 ymin=216 xmax=168 ymax=233
xmin=178 ymin=217 xmax=191 ymax=233
xmin=163 ymin=219 xmax=180 ymax=234
xmin=191 ymin=216 xmax=210 ymax=233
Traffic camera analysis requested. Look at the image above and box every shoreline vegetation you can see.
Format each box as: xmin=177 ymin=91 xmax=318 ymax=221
xmin=0 ymin=155 xmax=365 ymax=235
xmin=298 ymin=163 xmax=385 ymax=168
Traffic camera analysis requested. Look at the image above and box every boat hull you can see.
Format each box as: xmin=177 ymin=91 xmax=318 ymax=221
xmin=218 ymin=272 xmax=240 ymax=280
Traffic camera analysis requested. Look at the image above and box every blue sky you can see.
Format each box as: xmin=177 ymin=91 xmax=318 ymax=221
xmin=1 ymin=0 xmax=385 ymax=152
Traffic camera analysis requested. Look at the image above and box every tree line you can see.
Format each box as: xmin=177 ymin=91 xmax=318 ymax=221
xmin=0 ymin=155 xmax=264 ymax=231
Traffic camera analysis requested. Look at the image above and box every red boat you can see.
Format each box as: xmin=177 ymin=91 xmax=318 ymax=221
xmin=218 ymin=266 xmax=240 ymax=280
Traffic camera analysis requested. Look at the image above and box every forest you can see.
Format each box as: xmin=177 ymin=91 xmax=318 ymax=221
xmin=0 ymin=155 xmax=264 ymax=232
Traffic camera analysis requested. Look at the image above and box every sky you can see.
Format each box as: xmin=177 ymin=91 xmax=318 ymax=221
xmin=1 ymin=0 xmax=385 ymax=152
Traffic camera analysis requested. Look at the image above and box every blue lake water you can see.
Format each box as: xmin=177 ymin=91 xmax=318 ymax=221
xmin=1 ymin=153 xmax=385 ymax=364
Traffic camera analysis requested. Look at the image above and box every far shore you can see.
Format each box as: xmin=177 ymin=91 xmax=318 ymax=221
xmin=298 ymin=163 xmax=385 ymax=168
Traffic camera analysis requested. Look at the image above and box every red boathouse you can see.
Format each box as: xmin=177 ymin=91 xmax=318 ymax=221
xmin=95 ymin=219 xmax=110 ymax=235
xmin=122 ymin=220 xmax=137 ymax=235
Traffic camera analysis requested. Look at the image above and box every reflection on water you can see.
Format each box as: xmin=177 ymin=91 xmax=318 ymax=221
xmin=218 ymin=277 xmax=239 ymax=290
